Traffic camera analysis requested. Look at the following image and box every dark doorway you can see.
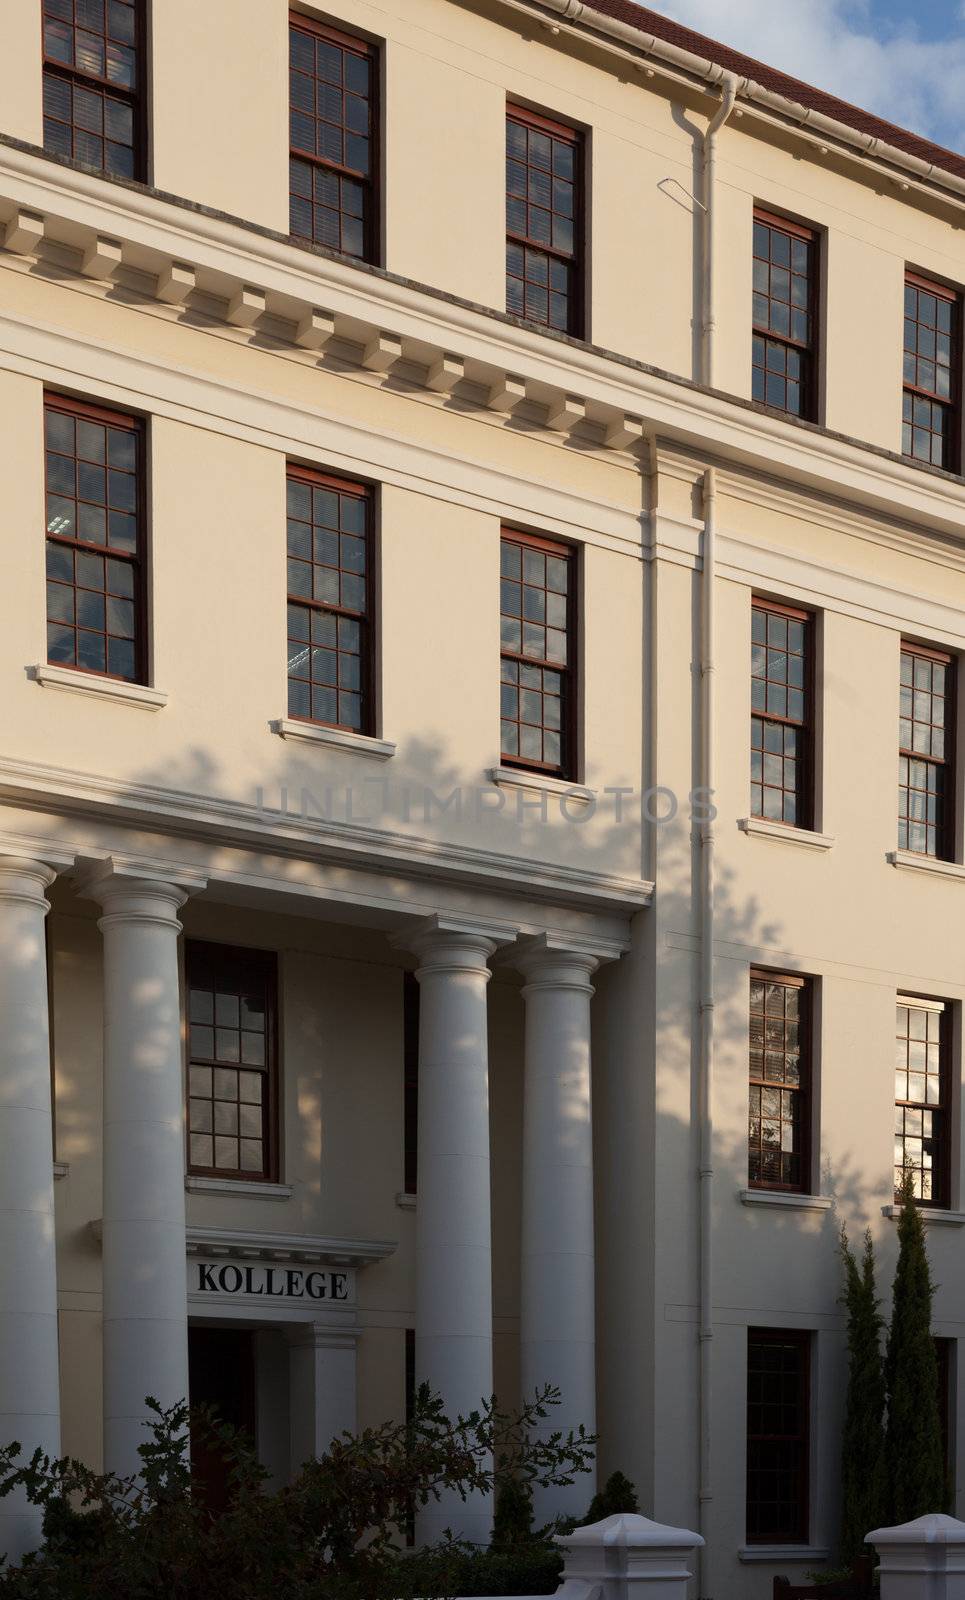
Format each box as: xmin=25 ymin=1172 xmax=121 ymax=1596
xmin=188 ymin=1326 xmax=256 ymax=1514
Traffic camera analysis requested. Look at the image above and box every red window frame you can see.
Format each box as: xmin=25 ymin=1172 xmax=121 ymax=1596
xmin=749 ymin=970 xmax=811 ymax=1195
xmin=746 ymin=1328 xmax=811 ymax=1545
xmin=894 ymin=996 xmax=951 ymax=1210
xmin=903 ymin=272 xmax=961 ymax=473
xmin=44 ymin=391 xmax=145 ymax=685
xmin=752 ymin=207 xmax=818 ymax=421
xmin=506 ymin=103 xmax=584 ymax=338
xmin=899 ymin=641 xmax=955 ymax=861
xmin=185 ymin=941 xmax=279 ymax=1184
xmin=288 ymin=9 xmax=379 ymax=265
xmin=286 ymin=463 xmax=375 ymax=735
xmin=500 ymin=527 xmax=577 ymax=780
xmin=41 ymin=0 xmax=145 ymax=181
xmin=751 ymin=597 xmax=814 ymax=829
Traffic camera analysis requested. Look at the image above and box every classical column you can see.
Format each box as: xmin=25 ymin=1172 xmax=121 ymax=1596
xmin=81 ymin=863 xmax=205 ymax=1480
xmin=393 ymin=914 xmax=512 ymax=1546
xmin=516 ymin=934 xmax=620 ymax=1525
xmin=0 ymin=856 xmax=63 ymax=1562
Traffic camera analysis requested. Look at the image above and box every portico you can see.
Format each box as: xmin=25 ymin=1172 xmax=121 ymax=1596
xmin=0 ymin=829 xmax=643 ymax=1557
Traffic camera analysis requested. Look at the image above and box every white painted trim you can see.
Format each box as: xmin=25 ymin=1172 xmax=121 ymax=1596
xmin=738 ymin=817 xmax=835 ymax=851
xmin=887 ymin=850 xmax=965 ymax=881
xmin=0 ymin=756 xmax=653 ymax=914
xmin=739 ymin=1189 xmax=833 ymax=1212
xmin=395 ymin=1191 xmax=417 ymax=1211
xmin=29 ymin=664 xmax=168 ymax=709
xmin=881 ymin=1205 xmax=965 ymax=1226
xmin=738 ymin=1547 xmax=830 ymax=1564
xmin=183 ymin=1224 xmax=397 ymax=1266
xmin=270 ymin=719 xmax=396 ymax=759
xmin=488 ymin=767 xmax=596 ymax=805
xmin=53 ymin=1162 xmax=68 ymax=1179
xmin=185 ymin=1176 xmax=293 ymax=1201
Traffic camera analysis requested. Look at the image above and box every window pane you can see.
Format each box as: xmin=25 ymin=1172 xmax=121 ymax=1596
xmin=286 ymin=473 xmax=371 ymax=732
xmin=506 ymin=111 xmax=581 ymax=334
xmin=289 ymin=21 xmax=374 ymax=262
xmin=500 ymin=536 xmax=572 ymax=776
xmin=186 ymin=945 xmax=275 ymax=1181
xmin=44 ymin=400 xmax=140 ymax=683
xmin=746 ymin=1333 xmax=809 ymax=1542
xmin=903 ymin=278 xmax=959 ymax=471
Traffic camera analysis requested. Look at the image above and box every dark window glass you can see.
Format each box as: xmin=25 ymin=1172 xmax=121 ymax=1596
xmin=500 ymin=530 xmax=574 ymax=778
xmin=751 ymin=600 xmax=811 ymax=826
xmin=752 ymin=212 xmax=816 ymax=419
xmin=749 ymin=973 xmax=810 ymax=1192
xmin=403 ymin=972 xmax=419 ymax=1196
xmin=289 ymin=14 xmax=376 ymax=263
xmin=895 ymin=999 xmax=948 ymax=1207
xmin=186 ymin=943 xmax=277 ymax=1182
xmin=506 ymin=108 xmax=582 ymax=336
xmin=44 ymin=394 xmax=143 ymax=683
xmin=903 ymin=277 xmax=960 ymax=471
xmin=746 ymin=1330 xmax=810 ymax=1543
xmin=286 ymin=467 xmax=372 ymax=733
xmin=899 ymin=645 xmax=954 ymax=859
xmin=42 ymin=0 xmax=142 ymax=179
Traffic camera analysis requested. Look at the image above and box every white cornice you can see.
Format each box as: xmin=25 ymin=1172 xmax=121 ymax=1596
xmin=0 ymin=755 xmax=653 ymax=915
xmin=3 ymin=141 xmax=965 ymax=544
xmin=184 ymin=1226 xmax=397 ymax=1266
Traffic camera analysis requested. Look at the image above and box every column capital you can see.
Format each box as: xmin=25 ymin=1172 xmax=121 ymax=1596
xmin=514 ymin=931 xmax=627 ymax=990
xmin=74 ymin=858 xmax=207 ymax=928
xmin=0 ymin=854 xmax=63 ymax=910
xmin=391 ymin=912 xmax=516 ymax=973
xmin=286 ymin=1323 xmax=359 ymax=1352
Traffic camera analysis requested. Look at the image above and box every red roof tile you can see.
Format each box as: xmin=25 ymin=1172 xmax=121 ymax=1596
xmin=574 ymin=0 xmax=965 ymax=183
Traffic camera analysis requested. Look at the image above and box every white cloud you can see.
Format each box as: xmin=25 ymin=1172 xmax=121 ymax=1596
xmin=636 ymin=0 xmax=965 ymax=155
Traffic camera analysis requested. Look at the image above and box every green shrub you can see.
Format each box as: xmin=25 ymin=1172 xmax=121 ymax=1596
xmin=580 ymin=1470 xmax=640 ymax=1524
xmin=0 ymin=1385 xmax=593 ymax=1600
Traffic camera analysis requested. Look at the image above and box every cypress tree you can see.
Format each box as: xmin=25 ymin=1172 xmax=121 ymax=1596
xmin=838 ymin=1226 xmax=886 ymax=1564
xmin=885 ymin=1170 xmax=946 ymax=1523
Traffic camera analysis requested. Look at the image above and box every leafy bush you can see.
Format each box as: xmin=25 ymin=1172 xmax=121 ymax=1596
xmin=579 ymin=1470 xmax=640 ymax=1524
xmin=0 ymin=1385 xmax=593 ymax=1600
xmin=885 ymin=1171 xmax=945 ymax=1523
xmin=393 ymin=1541 xmax=563 ymax=1598
xmin=838 ymin=1226 xmax=886 ymax=1565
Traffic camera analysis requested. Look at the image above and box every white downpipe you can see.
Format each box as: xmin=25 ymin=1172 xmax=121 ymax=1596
xmin=701 ymin=75 xmax=740 ymax=388
xmin=506 ymin=0 xmax=965 ymax=210
xmin=697 ymin=465 xmax=717 ymax=1599
xmin=694 ymin=82 xmax=736 ymax=1593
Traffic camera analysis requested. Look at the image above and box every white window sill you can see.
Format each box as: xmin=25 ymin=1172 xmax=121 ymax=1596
xmin=488 ymin=767 xmax=595 ymax=805
xmin=30 ymin=664 xmax=167 ymax=710
xmin=738 ymin=1547 xmax=830 ymax=1564
xmin=270 ymin=718 xmax=395 ymax=759
xmin=738 ymin=817 xmax=834 ymax=850
xmin=740 ymin=1189 xmax=833 ymax=1212
xmin=881 ymin=1203 xmax=965 ymax=1226
xmin=185 ymin=1176 xmax=293 ymax=1201
xmin=395 ymin=1191 xmax=416 ymax=1211
xmin=887 ymin=850 xmax=965 ymax=881
xmin=53 ymin=1162 xmax=69 ymax=1180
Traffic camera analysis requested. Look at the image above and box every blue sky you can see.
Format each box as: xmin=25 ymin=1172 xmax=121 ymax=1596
xmin=638 ymin=0 xmax=965 ymax=153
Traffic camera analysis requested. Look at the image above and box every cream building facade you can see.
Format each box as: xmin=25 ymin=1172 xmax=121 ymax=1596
xmin=2 ymin=0 xmax=965 ymax=1594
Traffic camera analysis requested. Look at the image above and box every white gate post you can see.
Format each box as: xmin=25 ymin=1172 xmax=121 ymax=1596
xmin=867 ymin=1514 xmax=965 ymax=1600
xmin=554 ymin=1512 xmax=704 ymax=1600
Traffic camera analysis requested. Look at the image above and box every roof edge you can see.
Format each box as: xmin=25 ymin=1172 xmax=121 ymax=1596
xmin=511 ymin=0 xmax=965 ymax=202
